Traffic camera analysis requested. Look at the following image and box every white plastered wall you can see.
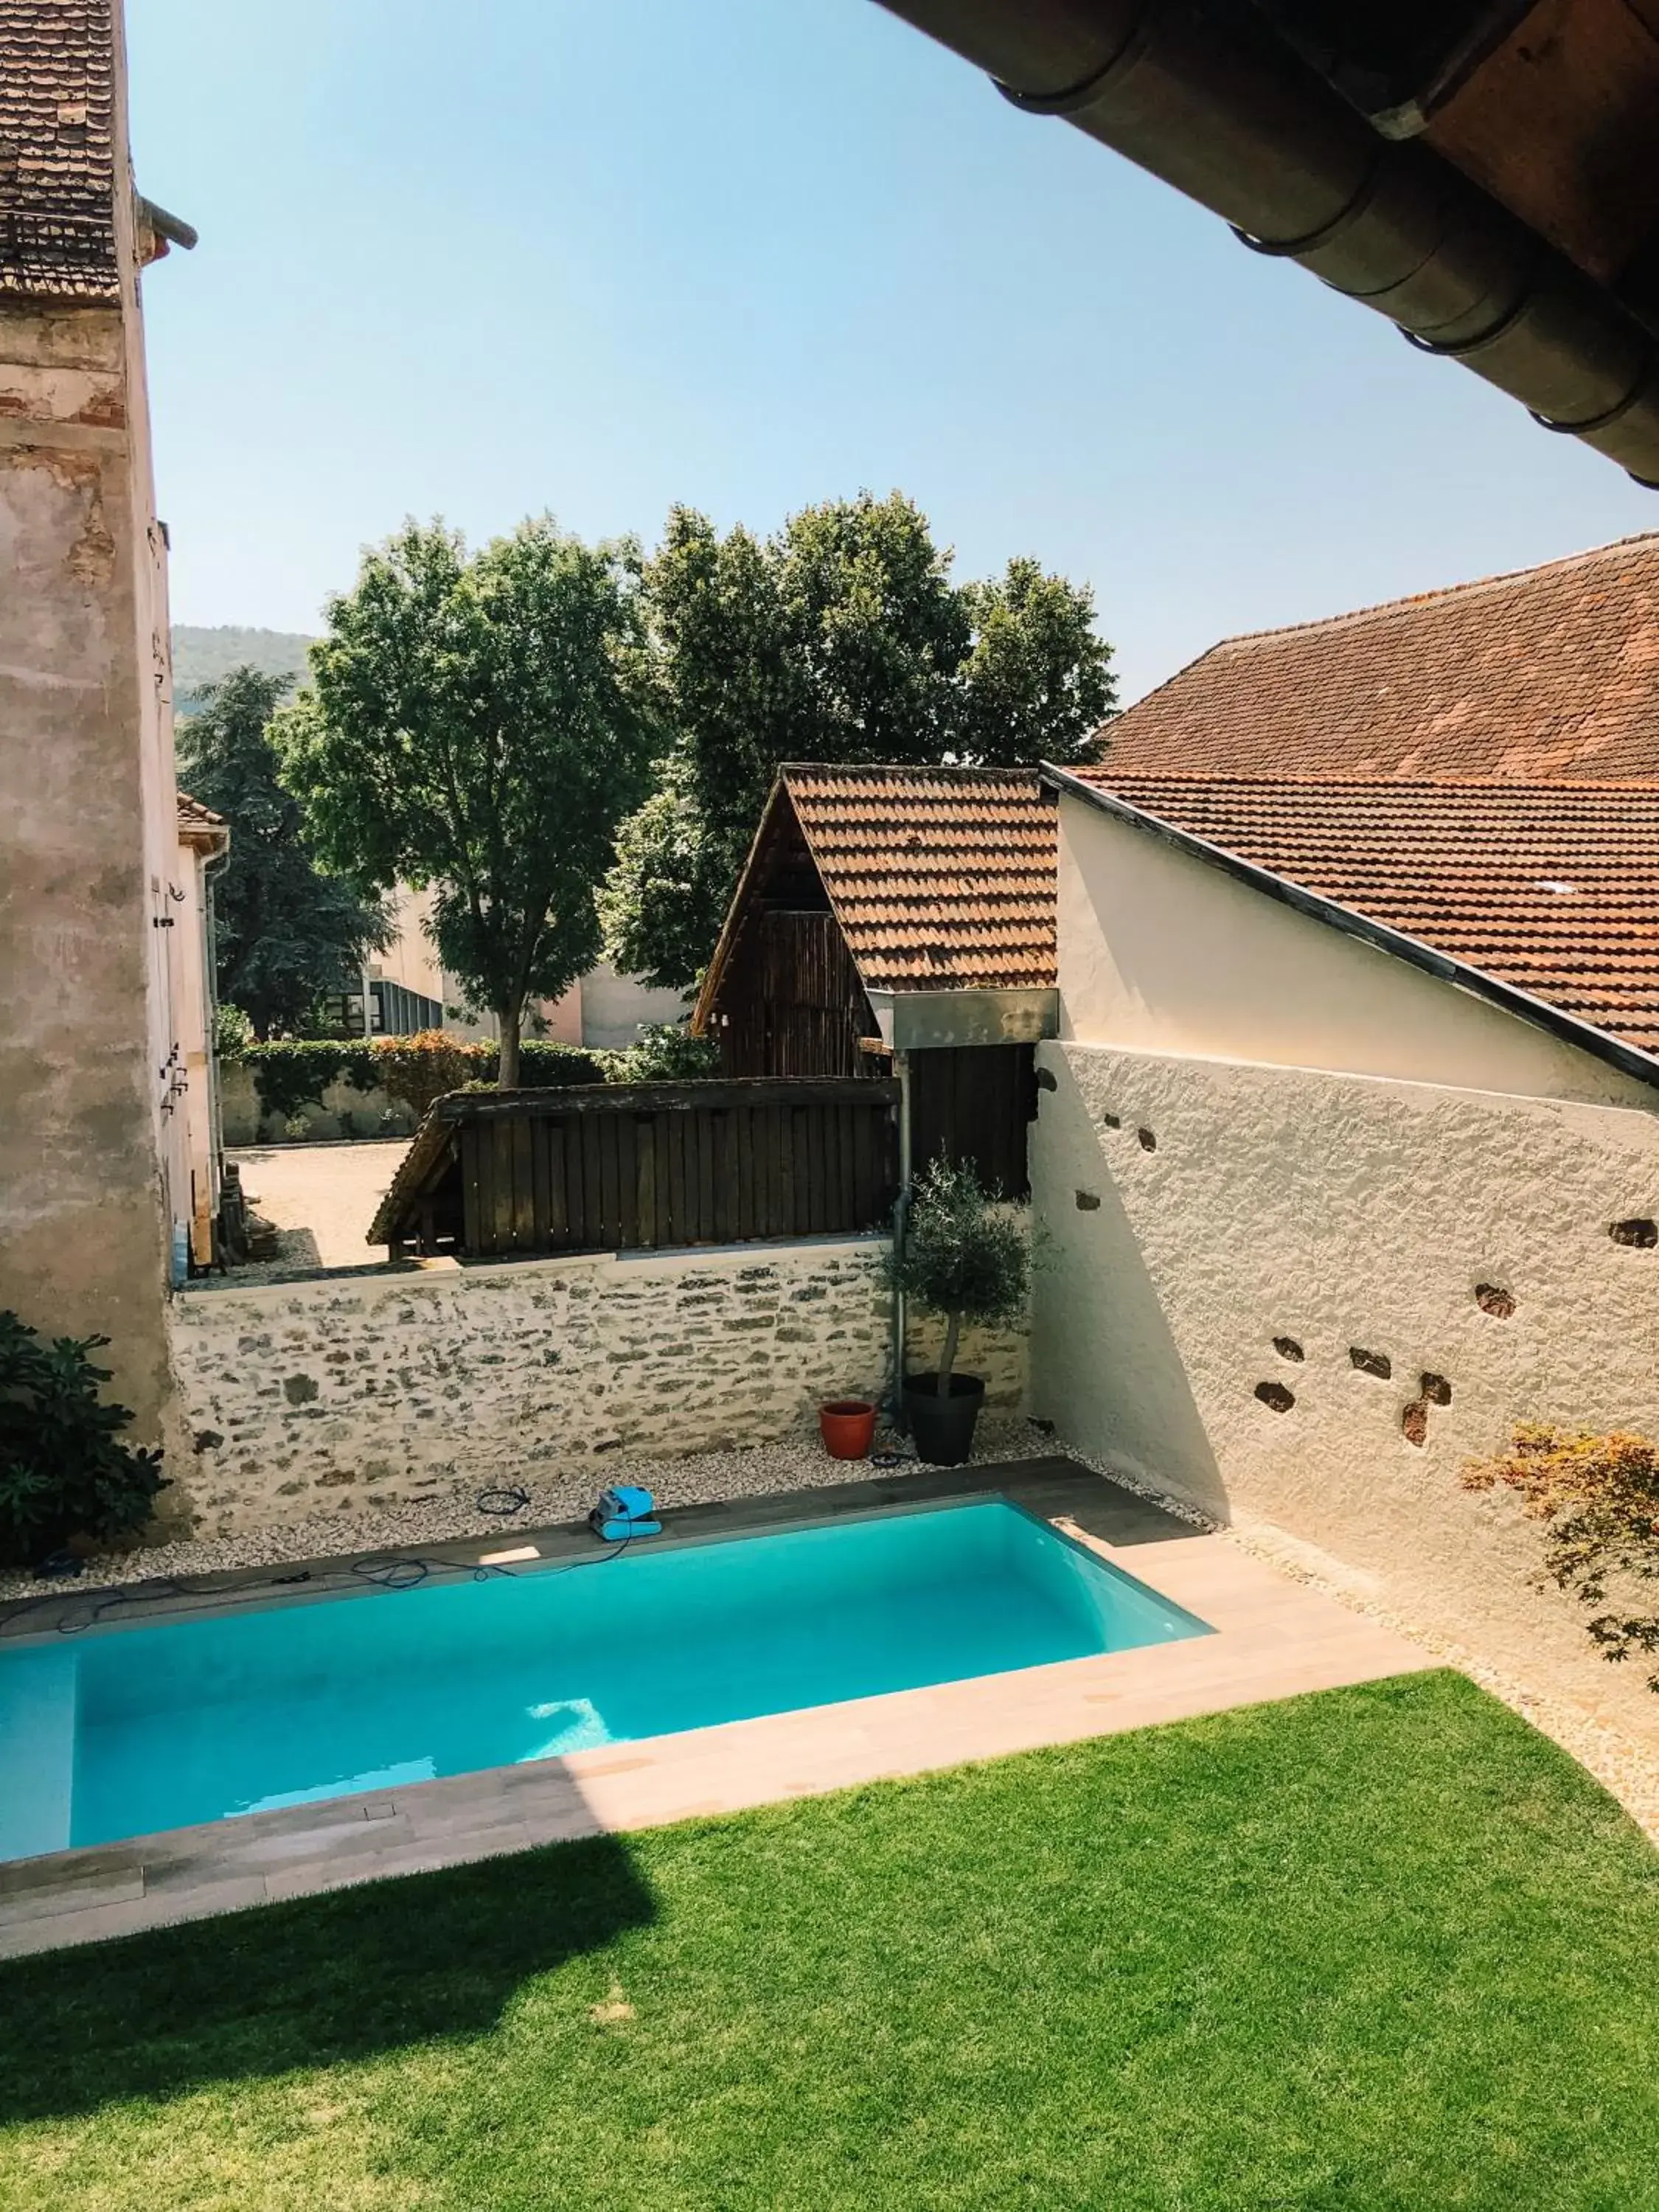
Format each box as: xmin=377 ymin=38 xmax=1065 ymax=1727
xmin=1034 ymin=792 xmax=1659 ymax=1749
xmin=1057 ymin=793 xmax=1656 ymax=1108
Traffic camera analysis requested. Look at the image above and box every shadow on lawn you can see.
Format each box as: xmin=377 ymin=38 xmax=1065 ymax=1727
xmin=0 ymin=1831 xmax=656 ymax=2124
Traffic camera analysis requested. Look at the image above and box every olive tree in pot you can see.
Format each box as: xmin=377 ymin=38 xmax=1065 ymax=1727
xmin=886 ymin=1158 xmax=1029 ymax=1467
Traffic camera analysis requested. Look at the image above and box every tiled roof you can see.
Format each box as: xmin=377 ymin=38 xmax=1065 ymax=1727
xmin=782 ymin=765 xmax=1057 ymax=992
xmin=0 ymin=0 xmax=119 ymax=304
xmin=1099 ymin=537 xmax=1659 ymax=785
xmin=1086 ymin=773 xmax=1659 ymax=1057
xmin=175 ymin=790 xmax=225 ymax=832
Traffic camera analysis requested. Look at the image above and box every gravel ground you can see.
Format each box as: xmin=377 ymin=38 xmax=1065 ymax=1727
xmin=226 ymin=1138 xmax=407 ymax=1273
xmin=1051 ymin=1446 xmax=1659 ymax=1845
xmin=0 ymin=1411 xmax=1051 ymax=1603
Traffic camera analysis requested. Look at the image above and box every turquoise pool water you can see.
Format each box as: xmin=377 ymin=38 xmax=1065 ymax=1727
xmin=0 ymin=1499 xmax=1210 ymax=1859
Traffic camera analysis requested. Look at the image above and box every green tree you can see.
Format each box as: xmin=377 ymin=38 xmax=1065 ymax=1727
xmin=274 ymin=518 xmax=658 ymax=1088
xmin=176 ymin=667 xmax=390 ymax=1039
xmin=597 ymin=751 xmax=737 ymax=992
xmin=602 ymin=492 xmax=1115 ymax=990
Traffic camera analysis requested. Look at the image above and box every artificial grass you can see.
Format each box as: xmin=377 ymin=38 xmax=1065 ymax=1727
xmin=1 ymin=1672 xmax=1657 ymax=2211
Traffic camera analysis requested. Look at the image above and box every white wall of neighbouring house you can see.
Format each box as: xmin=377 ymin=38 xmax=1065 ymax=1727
xmin=372 ymin=884 xmax=448 ymax=1011
xmin=373 ymin=894 xmax=682 ymax=1054
xmin=1057 ymin=796 xmax=1656 ymax=1110
xmin=577 ymin=961 xmax=691 ymax=1049
xmin=1032 ymin=790 xmax=1659 ymax=1753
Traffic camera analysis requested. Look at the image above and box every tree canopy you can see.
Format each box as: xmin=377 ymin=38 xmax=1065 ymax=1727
xmin=274 ymin=518 xmax=658 ymax=1085
xmin=176 ymin=667 xmax=390 ymax=1039
xmin=601 ymin=492 xmax=1115 ymax=990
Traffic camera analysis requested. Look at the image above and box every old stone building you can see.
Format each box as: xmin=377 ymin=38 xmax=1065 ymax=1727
xmin=1 ymin=0 xmax=195 ymax=1451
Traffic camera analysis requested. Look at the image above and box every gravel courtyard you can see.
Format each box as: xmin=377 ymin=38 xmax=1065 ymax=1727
xmin=229 ymin=1138 xmax=406 ymax=1270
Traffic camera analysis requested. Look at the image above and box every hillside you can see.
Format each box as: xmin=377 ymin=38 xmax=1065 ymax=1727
xmin=172 ymin=625 xmax=315 ymax=713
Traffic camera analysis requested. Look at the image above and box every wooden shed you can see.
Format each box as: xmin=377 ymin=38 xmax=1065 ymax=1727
xmin=693 ymin=766 xmax=1058 ymax=1196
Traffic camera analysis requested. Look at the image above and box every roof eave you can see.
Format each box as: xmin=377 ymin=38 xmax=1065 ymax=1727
xmin=1043 ymin=761 xmax=1659 ymax=1099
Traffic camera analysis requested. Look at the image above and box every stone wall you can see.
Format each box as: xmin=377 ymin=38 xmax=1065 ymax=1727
xmin=218 ymin=1061 xmax=416 ymax=1147
xmin=169 ymin=1236 xmax=1029 ymax=1537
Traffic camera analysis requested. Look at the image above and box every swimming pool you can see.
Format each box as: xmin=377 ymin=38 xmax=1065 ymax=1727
xmin=0 ymin=1499 xmax=1211 ymax=1860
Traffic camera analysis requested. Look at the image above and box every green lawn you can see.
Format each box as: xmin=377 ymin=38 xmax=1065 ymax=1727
xmin=3 ymin=1672 xmax=1658 ymax=2211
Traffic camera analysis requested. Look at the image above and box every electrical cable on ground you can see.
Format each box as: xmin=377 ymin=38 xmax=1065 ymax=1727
xmin=0 ymin=1484 xmax=636 ymax=1639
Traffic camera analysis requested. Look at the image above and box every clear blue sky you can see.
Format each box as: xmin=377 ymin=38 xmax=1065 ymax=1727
xmin=128 ymin=0 xmax=1659 ymax=706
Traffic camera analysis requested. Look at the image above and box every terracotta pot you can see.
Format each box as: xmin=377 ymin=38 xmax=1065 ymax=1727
xmin=819 ymin=1397 xmax=878 ymax=1460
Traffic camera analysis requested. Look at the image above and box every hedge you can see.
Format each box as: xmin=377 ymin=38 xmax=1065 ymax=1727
xmin=236 ymin=1032 xmax=613 ymax=1124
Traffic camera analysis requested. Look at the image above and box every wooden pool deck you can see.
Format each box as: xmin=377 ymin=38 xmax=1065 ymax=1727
xmin=0 ymin=1458 xmax=1433 ymax=1957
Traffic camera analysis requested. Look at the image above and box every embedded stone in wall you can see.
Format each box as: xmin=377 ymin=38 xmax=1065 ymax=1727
xmin=1474 ymin=1283 xmax=1515 ymax=1319
xmin=1253 ymin=1380 xmax=1295 ymax=1413
xmin=1420 ymin=1372 xmax=1452 ymax=1407
xmin=1074 ymin=1190 xmax=1101 ymax=1211
xmin=1610 ymin=1218 xmax=1658 ymax=1248
xmin=1272 ymin=1335 xmax=1304 ymax=1362
xmin=1402 ymin=1400 xmax=1429 ymax=1447
xmin=1136 ymin=1127 xmax=1157 ymax=1151
xmin=1349 ymin=1347 xmax=1392 ymax=1380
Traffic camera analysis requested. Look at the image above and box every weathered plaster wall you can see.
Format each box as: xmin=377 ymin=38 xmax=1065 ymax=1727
xmin=1031 ymin=1039 xmax=1659 ymax=1749
xmin=0 ymin=291 xmax=179 ymax=1454
xmin=170 ymin=1237 xmax=1029 ymax=1535
xmin=1057 ymin=794 xmax=1655 ymax=1109
xmin=0 ymin=4 xmax=192 ymax=1461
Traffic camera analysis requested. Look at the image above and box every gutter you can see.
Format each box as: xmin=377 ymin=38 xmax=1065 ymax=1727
xmin=872 ymin=0 xmax=1659 ymax=486
xmin=1042 ymin=762 xmax=1659 ymax=1101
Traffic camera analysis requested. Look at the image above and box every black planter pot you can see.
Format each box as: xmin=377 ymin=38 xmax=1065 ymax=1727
xmin=902 ymin=1373 xmax=986 ymax=1467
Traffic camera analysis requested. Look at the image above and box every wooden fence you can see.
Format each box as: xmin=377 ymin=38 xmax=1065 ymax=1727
xmin=380 ymin=1078 xmax=901 ymax=1259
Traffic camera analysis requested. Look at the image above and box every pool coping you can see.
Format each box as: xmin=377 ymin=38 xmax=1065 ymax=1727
xmin=0 ymin=1458 xmax=1196 ymax=1649
xmin=0 ymin=1458 xmax=1434 ymax=1956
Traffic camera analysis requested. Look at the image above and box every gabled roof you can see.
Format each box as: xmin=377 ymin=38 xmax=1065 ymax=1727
xmin=0 ymin=1 xmax=120 ymax=304
xmin=1072 ymin=771 xmax=1659 ymax=1064
xmin=696 ymin=765 xmax=1057 ymax=1029
xmin=1099 ymin=538 xmax=1659 ymax=786
xmin=787 ymin=765 xmax=1057 ymax=993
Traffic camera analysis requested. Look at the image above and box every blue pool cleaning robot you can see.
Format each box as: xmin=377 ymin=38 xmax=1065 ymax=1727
xmin=588 ymin=1485 xmax=661 ymax=1543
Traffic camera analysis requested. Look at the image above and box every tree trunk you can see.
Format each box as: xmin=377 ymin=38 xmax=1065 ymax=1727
xmin=936 ymin=1309 xmax=961 ymax=1396
xmin=497 ymin=1001 xmax=523 ymax=1091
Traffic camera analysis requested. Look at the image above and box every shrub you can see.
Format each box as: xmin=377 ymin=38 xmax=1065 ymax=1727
xmin=1463 ymin=1424 xmax=1659 ymax=1689
xmin=605 ymin=1019 xmax=717 ymax=1084
xmin=243 ymin=1028 xmax=662 ymax=1133
xmin=0 ymin=1315 xmax=168 ymax=1567
xmin=212 ymin=1002 xmax=255 ymax=1061
xmin=515 ymin=1040 xmax=611 ymax=1090
xmin=885 ymin=1158 xmax=1029 ymax=1394
xmin=241 ymin=1039 xmax=378 ymax=1122
xmin=370 ymin=1030 xmax=481 ymax=1119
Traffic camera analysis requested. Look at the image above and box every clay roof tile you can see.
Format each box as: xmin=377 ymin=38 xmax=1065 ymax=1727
xmin=781 ymin=765 xmax=1057 ymax=993
xmin=1099 ymin=536 xmax=1659 ymax=786
xmin=0 ymin=1 xmax=119 ymax=304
